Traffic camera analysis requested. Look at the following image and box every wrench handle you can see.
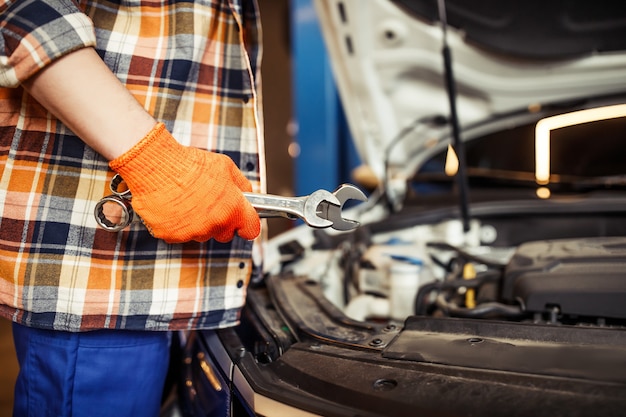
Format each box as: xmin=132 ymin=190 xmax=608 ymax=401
xmin=95 ymin=192 xmax=305 ymax=232
xmin=243 ymin=192 xmax=304 ymax=220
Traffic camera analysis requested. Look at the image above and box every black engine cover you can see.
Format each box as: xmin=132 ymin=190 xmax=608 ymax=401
xmin=503 ymin=237 xmax=626 ymax=319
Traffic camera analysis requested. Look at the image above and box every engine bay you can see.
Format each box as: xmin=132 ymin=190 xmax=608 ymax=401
xmin=275 ymin=202 xmax=626 ymax=330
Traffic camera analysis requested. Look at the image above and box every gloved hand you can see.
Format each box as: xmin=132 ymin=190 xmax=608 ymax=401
xmin=109 ymin=122 xmax=261 ymax=243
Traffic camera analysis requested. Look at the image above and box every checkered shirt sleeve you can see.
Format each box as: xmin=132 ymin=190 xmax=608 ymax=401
xmin=0 ymin=0 xmax=264 ymax=332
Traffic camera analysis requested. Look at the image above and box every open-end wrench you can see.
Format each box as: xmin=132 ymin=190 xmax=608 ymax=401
xmin=316 ymin=184 xmax=367 ymax=231
xmin=245 ymin=184 xmax=367 ymax=230
xmin=243 ymin=190 xmax=340 ymax=229
xmin=95 ymin=175 xmax=367 ymax=232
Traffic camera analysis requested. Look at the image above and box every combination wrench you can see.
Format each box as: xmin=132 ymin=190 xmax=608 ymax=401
xmin=94 ymin=174 xmax=367 ymax=233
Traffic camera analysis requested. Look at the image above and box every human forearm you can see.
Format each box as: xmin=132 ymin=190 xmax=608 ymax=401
xmin=22 ymin=47 xmax=157 ymax=160
xmin=21 ymin=46 xmax=260 ymax=242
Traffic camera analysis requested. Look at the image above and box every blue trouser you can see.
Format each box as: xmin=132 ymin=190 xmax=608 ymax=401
xmin=12 ymin=323 xmax=171 ymax=417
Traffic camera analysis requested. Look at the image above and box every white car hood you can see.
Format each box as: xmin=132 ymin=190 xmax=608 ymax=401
xmin=313 ymin=0 xmax=626 ymax=188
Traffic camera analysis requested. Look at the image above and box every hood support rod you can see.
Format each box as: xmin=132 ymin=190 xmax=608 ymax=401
xmin=437 ymin=0 xmax=471 ymax=232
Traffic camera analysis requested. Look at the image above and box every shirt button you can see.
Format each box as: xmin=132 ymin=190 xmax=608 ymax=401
xmin=246 ymin=162 xmax=255 ymax=171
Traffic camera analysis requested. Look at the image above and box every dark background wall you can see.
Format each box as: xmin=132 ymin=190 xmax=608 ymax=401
xmin=258 ymin=0 xmax=297 ymax=237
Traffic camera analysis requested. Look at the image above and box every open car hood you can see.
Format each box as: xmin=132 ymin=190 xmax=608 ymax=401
xmin=314 ymin=0 xmax=626 ymax=191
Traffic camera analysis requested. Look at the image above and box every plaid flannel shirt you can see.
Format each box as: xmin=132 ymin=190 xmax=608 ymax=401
xmin=0 ymin=0 xmax=265 ymax=332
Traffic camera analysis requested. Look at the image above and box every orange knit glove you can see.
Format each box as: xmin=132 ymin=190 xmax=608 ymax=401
xmin=109 ymin=123 xmax=261 ymax=243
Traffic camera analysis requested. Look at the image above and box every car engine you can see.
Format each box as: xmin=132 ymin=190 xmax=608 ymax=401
xmin=279 ymin=214 xmax=626 ymax=329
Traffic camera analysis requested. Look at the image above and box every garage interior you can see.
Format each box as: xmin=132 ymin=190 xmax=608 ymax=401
xmin=2 ymin=0 xmax=626 ymax=416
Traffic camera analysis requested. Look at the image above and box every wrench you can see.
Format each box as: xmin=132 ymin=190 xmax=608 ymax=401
xmin=94 ymin=174 xmax=134 ymax=231
xmin=244 ymin=184 xmax=366 ymax=229
xmin=95 ymin=175 xmax=366 ymax=232
xmin=243 ymin=190 xmax=339 ymax=228
xmin=315 ymin=184 xmax=367 ymax=231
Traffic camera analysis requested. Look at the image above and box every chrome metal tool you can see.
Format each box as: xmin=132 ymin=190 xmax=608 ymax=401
xmin=94 ymin=174 xmax=367 ymax=233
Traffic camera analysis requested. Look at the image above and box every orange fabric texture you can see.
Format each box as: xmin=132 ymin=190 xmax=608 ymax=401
xmin=109 ymin=123 xmax=261 ymax=243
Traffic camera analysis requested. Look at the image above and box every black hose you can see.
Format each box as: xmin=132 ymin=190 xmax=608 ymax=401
xmin=435 ymin=294 xmax=525 ymax=319
xmin=426 ymin=241 xmax=508 ymax=269
xmin=413 ymin=270 xmax=502 ymax=316
xmin=414 ymin=281 xmax=442 ymax=315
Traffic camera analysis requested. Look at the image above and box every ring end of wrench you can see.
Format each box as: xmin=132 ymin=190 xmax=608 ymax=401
xmin=94 ymin=195 xmax=134 ymax=232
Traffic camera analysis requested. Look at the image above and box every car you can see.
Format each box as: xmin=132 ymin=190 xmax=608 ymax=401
xmin=166 ymin=1 xmax=626 ymax=416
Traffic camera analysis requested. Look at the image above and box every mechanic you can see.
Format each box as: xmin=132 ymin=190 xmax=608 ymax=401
xmin=0 ymin=0 xmax=264 ymax=415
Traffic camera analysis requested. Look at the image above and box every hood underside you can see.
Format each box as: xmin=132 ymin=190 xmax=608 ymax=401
xmin=314 ymin=0 xmax=626 ymax=183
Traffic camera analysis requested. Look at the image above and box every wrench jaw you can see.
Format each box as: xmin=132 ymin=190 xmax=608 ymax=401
xmin=303 ymin=190 xmax=341 ymax=228
xmin=318 ymin=184 xmax=368 ymax=231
